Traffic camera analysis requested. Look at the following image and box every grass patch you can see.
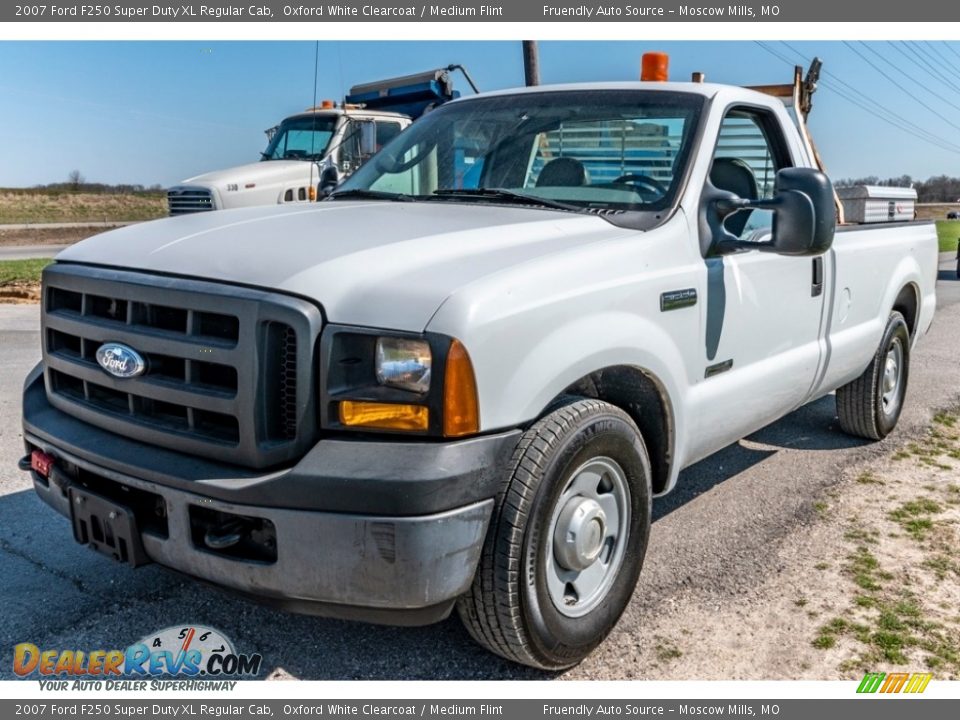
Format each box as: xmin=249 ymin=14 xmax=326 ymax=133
xmin=0 ymin=191 xmax=165 ymax=224
xmin=888 ymin=499 xmax=943 ymax=540
xmin=845 ymin=526 xmax=879 ymax=544
xmin=936 ymin=220 xmax=960 ymax=252
xmin=812 ymin=633 xmax=836 ymax=650
xmin=923 ymin=554 xmax=960 ymax=580
xmin=0 ymin=258 xmax=52 ymax=286
xmin=872 ymin=631 xmax=910 ymax=664
xmin=653 ymin=637 xmax=683 ymax=663
xmin=855 ymin=471 xmax=884 ymax=485
xmin=933 ymin=411 xmax=957 ymax=428
xmin=847 ymin=546 xmax=883 ymax=591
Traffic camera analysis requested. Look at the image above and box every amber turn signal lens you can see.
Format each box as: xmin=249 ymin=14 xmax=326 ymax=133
xmin=339 ymin=401 xmax=429 ymax=431
xmin=641 ymin=52 xmax=670 ymax=82
xmin=443 ymin=339 xmax=480 ymax=437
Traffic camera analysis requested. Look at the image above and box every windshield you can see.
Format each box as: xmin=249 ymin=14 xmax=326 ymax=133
xmin=337 ymin=90 xmax=704 ymax=213
xmin=262 ymin=115 xmax=338 ymax=161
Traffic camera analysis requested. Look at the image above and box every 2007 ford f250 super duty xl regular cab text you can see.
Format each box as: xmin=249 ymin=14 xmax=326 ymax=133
xmin=20 ymin=63 xmax=938 ymax=670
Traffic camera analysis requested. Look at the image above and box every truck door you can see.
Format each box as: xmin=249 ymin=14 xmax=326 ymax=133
xmin=690 ymin=106 xmax=827 ymax=453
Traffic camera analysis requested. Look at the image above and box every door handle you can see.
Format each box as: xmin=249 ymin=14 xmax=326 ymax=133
xmin=812 ymin=256 xmax=824 ymax=297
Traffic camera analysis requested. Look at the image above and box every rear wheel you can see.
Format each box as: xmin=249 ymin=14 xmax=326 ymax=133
xmin=836 ymin=311 xmax=910 ymax=440
xmin=457 ymin=398 xmax=652 ymax=670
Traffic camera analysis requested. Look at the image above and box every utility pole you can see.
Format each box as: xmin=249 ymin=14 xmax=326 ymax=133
xmin=522 ymin=41 xmax=540 ymax=86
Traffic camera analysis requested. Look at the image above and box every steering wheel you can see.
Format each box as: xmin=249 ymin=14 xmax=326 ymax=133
xmin=612 ymin=173 xmax=668 ymax=196
xmin=374 ymin=143 xmax=435 ymax=174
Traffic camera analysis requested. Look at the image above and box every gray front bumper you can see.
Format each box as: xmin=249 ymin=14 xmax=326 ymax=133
xmin=23 ymin=361 xmax=506 ymax=625
xmin=32 ymin=449 xmax=492 ymax=625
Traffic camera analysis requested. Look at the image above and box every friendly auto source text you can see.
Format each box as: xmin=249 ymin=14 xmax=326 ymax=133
xmin=542 ymin=5 xmax=780 ymax=17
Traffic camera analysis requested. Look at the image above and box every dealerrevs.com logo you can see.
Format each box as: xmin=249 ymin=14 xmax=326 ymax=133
xmin=14 ymin=626 xmax=262 ymax=689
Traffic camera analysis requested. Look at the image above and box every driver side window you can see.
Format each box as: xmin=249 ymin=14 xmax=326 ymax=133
xmin=710 ymin=109 xmax=790 ymax=241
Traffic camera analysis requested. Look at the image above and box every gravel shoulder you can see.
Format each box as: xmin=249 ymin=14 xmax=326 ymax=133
xmin=577 ymin=416 xmax=960 ymax=681
xmin=0 ymin=227 xmax=109 ymax=247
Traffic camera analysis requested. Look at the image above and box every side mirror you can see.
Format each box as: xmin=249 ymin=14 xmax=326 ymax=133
xmin=317 ymin=167 xmax=339 ymax=199
xmin=708 ymin=167 xmax=836 ymax=257
xmin=766 ymin=167 xmax=836 ymax=255
xmin=358 ymin=121 xmax=378 ymax=157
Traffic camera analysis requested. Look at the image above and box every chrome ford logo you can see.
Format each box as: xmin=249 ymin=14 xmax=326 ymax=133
xmin=95 ymin=343 xmax=146 ymax=379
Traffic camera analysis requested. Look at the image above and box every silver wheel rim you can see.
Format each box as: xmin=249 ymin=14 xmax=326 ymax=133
xmin=545 ymin=456 xmax=630 ymax=618
xmin=881 ymin=338 xmax=904 ymax=417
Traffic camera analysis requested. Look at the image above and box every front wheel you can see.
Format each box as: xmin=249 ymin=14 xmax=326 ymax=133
xmin=457 ymin=399 xmax=652 ymax=670
xmin=836 ymin=311 xmax=910 ymax=440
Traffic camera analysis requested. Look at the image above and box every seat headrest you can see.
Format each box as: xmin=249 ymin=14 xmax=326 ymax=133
xmin=709 ymin=157 xmax=758 ymax=200
xmin=536 ymin=157 xmax=588 ymax=187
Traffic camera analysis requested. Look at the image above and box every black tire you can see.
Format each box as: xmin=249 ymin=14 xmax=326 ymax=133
xmin=457 ymin=398 xmax=652 ymax=670
xmin=836 ymin=311 xmax=910 ymax=440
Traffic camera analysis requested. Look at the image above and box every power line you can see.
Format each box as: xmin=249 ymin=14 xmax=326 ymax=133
xmin=755 ymin=42 xmax=960 ymax=157
xmin=781 ymin=41 xmax=960 ymax=149
xmin=845 ymin=41 xmax=960 ymax=133
xmin=887 ymin=42 xmax=960 ymax=96
xmin=858 ymin=41 xmax=960 ymax=114
xmin=941 ymin=41 xmax=960 ymax=65
xmin=918 ymin=41 xmax=960 ymax=79
xmin=776 ymin=42 xmax=960 ymax=154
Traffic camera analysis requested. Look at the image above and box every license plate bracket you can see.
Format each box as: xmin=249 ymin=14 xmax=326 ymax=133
xmin=68 ymin=486 xmax=150 ymax=567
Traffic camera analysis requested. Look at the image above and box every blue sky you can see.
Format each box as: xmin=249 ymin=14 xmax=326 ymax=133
xmin=2 ymin=40 xmax=959 ymax=187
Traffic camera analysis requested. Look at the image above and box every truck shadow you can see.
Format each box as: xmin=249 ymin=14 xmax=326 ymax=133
xmin=0 ymin=394 xmax=870 ymax=682
xmin=654 ymin=395 xmax=869 ymax=521
xmin=0 ymin=484 xmax=544 ymax=681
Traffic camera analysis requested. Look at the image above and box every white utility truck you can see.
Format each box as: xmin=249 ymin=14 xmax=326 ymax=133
xmin=22 ymin=58 xmax=938 ymax=670
xmin=166 ymin=67 xmax=471 ymax=214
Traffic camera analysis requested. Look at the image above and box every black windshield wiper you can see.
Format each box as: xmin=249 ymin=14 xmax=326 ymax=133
xmin=429 ymin=188 xmax=582 ymax=213
xmin=327 ymin=189 xmax=415 ymax=202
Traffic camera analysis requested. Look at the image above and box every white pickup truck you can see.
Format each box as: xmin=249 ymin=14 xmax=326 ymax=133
xmin=21 ymin=66 xmax=938 ymax=670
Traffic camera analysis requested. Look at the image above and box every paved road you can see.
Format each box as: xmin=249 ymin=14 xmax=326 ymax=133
xmin=0 ymin=222 xmax=135 ymax=231
xmin=2 ymin=257 xmax=959 ymax=680
xmin=0 ymin=244 xmax=67 ymax=260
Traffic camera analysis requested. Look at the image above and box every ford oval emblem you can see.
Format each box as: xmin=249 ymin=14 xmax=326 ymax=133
xmin=95 ymin=343 xmax=146 ymax=379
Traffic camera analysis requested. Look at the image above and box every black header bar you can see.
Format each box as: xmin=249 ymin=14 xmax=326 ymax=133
xmin=5 ymin=1 xmax=960 ymax=23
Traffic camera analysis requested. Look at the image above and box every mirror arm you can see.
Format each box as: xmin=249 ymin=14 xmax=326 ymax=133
xmin=713 ymin=237 xmax=776 ymax=254
xmin=716 ymin=196 xmax=779 ymax=214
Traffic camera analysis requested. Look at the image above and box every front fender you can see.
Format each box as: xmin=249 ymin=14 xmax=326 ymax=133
xmin=448 ymin=310 xmax=691 ymax=490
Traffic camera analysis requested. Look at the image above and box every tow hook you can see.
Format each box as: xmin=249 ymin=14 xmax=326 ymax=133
xmin=204 ymin=519 xmax=250 ymax=550
xmin=21 ymin=450 xmax=73 ymax=493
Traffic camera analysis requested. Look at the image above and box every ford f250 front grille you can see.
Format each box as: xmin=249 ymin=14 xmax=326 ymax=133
xmin=41 ymin=264 xmax=323 ymax=469
xmin=167 ymin=187 xmax=215 ymax=215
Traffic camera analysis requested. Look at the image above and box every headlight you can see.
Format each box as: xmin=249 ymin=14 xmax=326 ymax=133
xmin=375 ymin=337 xmax=432 ymax=394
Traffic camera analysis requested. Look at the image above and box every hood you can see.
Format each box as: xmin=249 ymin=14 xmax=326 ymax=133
xmin=56 ymin=202 xmax=628 ymax=331
xmin=179 ymin=160 xmax=316 ymax=188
